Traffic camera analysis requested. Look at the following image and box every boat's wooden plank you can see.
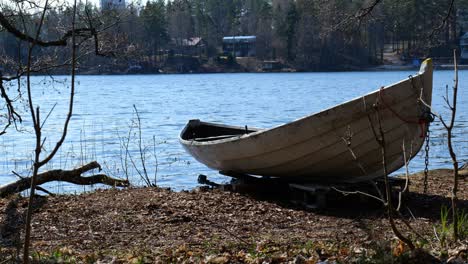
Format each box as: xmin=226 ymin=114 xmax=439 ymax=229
xmin=245 ymin=120 xmax=416 ymax=178
xmin=205 ymin=95 xmax=423 ymax=174
xmin=257 ymin=110 xmax=419 ymax=170
xmin=290 ymin=135 xmax=418 ymax=179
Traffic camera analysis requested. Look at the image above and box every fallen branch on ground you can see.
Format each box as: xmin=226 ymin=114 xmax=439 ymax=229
xmin=0 ymin=161 xmax=129 ymax=198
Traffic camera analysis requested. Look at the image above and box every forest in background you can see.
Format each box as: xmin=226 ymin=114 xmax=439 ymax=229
xmin=0 ymin=0 xmax=466 ymax=73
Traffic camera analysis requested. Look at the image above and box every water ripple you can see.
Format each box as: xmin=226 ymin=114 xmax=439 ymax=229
xmin=0 ymin=71 xmax=466 ymax=191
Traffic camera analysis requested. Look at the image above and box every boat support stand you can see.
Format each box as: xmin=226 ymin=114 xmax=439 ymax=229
xmin=218 ymin=171 xmax=407 ymax=209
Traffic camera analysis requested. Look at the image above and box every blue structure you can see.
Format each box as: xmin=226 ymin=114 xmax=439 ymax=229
xmin=222 ymin=36 xmax=256 ymax=57
xmin=461 ymin=32 xmax=468 ymax=63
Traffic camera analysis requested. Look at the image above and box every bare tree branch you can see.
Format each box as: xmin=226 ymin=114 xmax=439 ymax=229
xmin=0 ymin=77 xmax=22 ymax=135
xmin=428 ymin=0 xmax=456 ymax=40
xmin=397 ymin=139 xmax=412 ymax=212
xmin=0 ymin=11 xmax=96 ymax=47
xmin=331 ymin=186 xmax=385 ymax=203
xmin=373 ymin=102 xmax=415 ymax=250
xmin=355 ymin=0 xmax=382 ymax=20
xmin=331 ymin=0 xmax=382 ymax=31
xmin=11 ymin=170 xmax=55 ymax=196
xmin=1 ymin=161 xmax=129 ymax=198
xmin=448 ymin=50 xmax=460 ymax=241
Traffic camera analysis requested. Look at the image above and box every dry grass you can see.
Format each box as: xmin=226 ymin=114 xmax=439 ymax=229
xmin=0 ymin=169 xmax=466 ymax=263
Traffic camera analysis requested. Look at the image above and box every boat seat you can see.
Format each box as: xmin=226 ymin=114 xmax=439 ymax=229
xmin=193 ymin=134 xmax=241 ymax=141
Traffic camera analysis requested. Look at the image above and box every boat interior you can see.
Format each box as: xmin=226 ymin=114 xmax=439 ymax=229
xmin=181 ymin=120 xmax=258 ymax=142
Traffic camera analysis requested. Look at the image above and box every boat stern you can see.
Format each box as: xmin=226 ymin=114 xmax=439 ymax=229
xmin=419 ymin=58 xmax=432 ymax=74
xmin=418 ymin=58 xmax=433 ymax=107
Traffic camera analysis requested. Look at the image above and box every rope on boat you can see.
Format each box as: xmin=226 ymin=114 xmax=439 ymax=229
xmin=378 ymin=85 xmax=433 ymax=138
xmin=379 ymin=75 xmax=434 ymax=193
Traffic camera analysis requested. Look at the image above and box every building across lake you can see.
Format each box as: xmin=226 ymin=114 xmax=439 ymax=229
xmin=101 ymin=0 xmax=125 ymax=10
xmin=222 ymin=36 xmax=256 ymax=57
xmin=461 ymin=32 xmax=468 ymax=63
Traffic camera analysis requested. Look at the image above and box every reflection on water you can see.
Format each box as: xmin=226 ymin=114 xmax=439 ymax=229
xmin=0 ymin=70 xmax=466 ymax=191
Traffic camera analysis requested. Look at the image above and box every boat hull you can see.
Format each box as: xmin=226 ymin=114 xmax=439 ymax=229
xmin=180 ymin=59 xmax=433 ymax=183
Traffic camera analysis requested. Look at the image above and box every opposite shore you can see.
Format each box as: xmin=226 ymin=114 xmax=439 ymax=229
xmin=73 ymin=61 xmax=468 ymax=75
xmin=4 ymin=57 xmax=466 ymax=76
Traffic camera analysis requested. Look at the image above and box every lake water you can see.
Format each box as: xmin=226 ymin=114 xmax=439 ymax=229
xmin=0 ymin=70 xmax=466 ymax=192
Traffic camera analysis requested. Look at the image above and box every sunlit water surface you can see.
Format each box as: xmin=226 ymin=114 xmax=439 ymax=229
xmin=0 ymin=70 xmax=466 ymax=192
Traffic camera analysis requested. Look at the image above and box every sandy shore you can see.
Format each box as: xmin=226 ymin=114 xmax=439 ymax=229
xmin=0 ymin=169 xmax=467 ymax=263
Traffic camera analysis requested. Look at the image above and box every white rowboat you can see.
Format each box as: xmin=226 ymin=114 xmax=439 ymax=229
xmin=180 ymin=59 xmax=433 ymax=183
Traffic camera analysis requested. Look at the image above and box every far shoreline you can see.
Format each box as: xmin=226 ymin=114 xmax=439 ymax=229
xmin=13 ymin=63 xmax=465 ymax=77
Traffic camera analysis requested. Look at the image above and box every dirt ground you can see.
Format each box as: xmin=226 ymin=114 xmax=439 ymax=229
xmin=0 ymin=169 xmax=467 ymax=263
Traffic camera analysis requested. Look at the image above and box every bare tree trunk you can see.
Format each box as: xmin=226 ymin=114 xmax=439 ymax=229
xmin=23 ymin=0 xmax=78 ymax=261
xmin=374 ymin=107 xmax=415 ymax=250
xmin=448 ymin=50 xmax=459 ymax=241
xmin=23 ymin=1 xmax=52 ymax=261
xmin=0 ymin=1 xmax=121 ymax=261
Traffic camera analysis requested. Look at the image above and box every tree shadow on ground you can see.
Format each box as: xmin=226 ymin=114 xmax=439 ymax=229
xmin=0 ymin=195 xmax=48 ymax=250
xmin=222 ymin=180 xmax=466 ymax=222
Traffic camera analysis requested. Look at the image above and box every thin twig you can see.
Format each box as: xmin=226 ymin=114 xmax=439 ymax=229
xmin=406 ymin=207 xmax=417 ymax=222
xmin=397 ymin=139 xmax=412 ymax=212
xmin=199 ymin=216 xmax=250 ymax=246
xmin=340 ymin=129 xmax=369 ymax=176
xmin=428 ymin=0 xmax=456 ymax=40
xmin=40 ymin=103 xmax=57 ymax=129
xmin=331 ymin=187 xmax=385 ymax=203
xmin=331 ymin=0 xmax=382 ymax=31
xmin=133 ymin=104 xmax=151 ymax=186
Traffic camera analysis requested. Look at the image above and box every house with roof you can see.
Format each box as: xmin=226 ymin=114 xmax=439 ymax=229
xmin=170 ymin=37 xmax=207 ymax=57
